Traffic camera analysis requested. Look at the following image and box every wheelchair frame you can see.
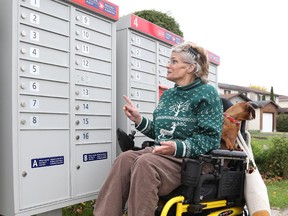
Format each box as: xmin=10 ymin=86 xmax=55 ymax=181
xmin=157 ymin=148 xmax=248 ymax=216
xmin=117 ymin=128 xmax=250 ymax=216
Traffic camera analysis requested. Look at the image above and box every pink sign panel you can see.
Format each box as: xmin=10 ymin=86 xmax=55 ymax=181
xmin=130 ymin=14 xmax=183 ymax=45
xmin=71 ymin=0 xmax=119 ymax=20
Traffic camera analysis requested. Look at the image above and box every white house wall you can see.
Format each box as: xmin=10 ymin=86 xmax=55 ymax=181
xmin=248 ymin=109 xmax=261 ymax=131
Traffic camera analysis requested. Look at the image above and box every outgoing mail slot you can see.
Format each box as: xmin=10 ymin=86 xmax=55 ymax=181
xmin=19 ymin=95 xmax=69 ymax=113
xmin=19 ymin=6 xmax=69 ymax=36
xmin=19 ymin=113 xmax=69 ymax=130
xmin=19 ymin=77 xmax=69 ymax=98
xmin=19 ymin=42 xmax=69 ymax=67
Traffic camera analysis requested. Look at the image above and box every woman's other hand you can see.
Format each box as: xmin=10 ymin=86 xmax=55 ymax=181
xmin=152 ymin=141 xmax=176 ymax=155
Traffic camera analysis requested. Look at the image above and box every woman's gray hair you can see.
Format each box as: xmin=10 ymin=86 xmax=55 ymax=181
xmin=171 ymin=41 xmax=209 ymax=84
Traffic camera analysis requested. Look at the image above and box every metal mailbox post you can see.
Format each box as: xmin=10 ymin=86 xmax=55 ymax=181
xmin=116 ymin=14 xmax=220 ymax=152
xmin=0 ymin=0 xmax=118 ymax=215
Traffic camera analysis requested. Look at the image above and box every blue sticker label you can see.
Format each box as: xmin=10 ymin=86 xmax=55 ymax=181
xmin=31 ymin=156 xmax=64 ymax=168
xmin=83 ymin=152 xmax=107 ymax=162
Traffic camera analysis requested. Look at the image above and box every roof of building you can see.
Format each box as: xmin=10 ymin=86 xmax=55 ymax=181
xmin=220 ymin=93 xmax=251 ymax=101
xmin=278 ymin=107 xmax=288 ymax=113
xmin=251 ymin=100 xmax=279 ymax=108
xmin=219 ymin=83 xmax=278 ymax=96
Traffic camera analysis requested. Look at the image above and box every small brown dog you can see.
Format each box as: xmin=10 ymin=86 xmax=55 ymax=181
xmin=221 ymin=101 xmax=256 ymax=150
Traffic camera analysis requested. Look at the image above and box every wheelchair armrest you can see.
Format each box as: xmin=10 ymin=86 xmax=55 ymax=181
xmin=210 ymin=149 xmax=247 ymax=159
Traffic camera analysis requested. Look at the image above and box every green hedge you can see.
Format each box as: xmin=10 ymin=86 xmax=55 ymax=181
xmin=276 ymin=113 xmax=288 ymax=132
xmin=253 ymin=135 xmax=288 ymax=178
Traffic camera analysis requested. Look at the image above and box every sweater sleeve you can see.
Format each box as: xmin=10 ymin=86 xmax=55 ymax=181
xmin=135 ymin=117 xmax=156 ymax=139
xmin=174 ymin=97 xmax=223 ymax=158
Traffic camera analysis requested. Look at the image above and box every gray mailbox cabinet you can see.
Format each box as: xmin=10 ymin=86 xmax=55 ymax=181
xmin=116 ymin=14 xmax=220 ymax=152
xmin=0 ymin=0 xmax=118 ymax=215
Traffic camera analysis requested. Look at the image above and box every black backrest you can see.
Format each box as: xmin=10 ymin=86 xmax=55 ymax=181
xmin=221 ymin=98 xmax=233 ymax=112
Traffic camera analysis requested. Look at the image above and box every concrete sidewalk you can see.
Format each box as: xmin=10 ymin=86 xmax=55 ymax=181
xmin=271 ymin=208 xmax=288 ymax=216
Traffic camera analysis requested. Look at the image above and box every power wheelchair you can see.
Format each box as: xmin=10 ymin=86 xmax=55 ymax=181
xmin=116 ymin=98 xmax=250 ymax=216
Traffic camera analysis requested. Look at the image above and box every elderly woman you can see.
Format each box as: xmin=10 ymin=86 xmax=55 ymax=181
xmin=93 ymin=41 xmax=223 ymax=216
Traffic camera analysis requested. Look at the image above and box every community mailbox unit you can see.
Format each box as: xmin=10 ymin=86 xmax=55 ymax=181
xmin=116 ymin=14 xmax=220 ymax=151
xmin=0 ymin=0 xmax=118 ymax=215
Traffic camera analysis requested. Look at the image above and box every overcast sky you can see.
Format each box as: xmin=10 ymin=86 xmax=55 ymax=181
xmin=116 ymin=0 xmax=288 ymax=96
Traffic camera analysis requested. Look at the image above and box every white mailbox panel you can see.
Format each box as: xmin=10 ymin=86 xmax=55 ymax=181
xmin=0 ymin=0 xmax=118 ymax=215
xmin=19 ymin=130 xmax=70 ymax=209
xmin=74 ymin=144 xmax=112 ymax=196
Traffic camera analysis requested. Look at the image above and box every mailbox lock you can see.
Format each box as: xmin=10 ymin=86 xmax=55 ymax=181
xmin=21 ymin=31 xmax=26 ymax=37
xmin=22 ymin=171 xmax=27 ymax=177
xmin=76 ymin=30 xmax=80 ymax=36
xmin=75 ymin=105 xmax=80 ymax=110
xmin=76 ymin=15 xmax=80 ymax=21
xmin=21 ymin=119 xmax=26 ymax=125
xmin=20 ymin=102 xmax=26 ymax=107
xmin=76 ymin=165 xmax=80 ymax=170
xmin=21 ymin=13 xmax=27 ymax=19
xmin=75 ymin=45 xmax=80 ymax=50
xmin=20 ymin=83 xmax=25 ymax=89
xmin=75 ymin=90 xmax=79 ymax=95
xmin=20 ymin=48 xmax=26 ymax=54
xmin=75 ymin=120 xmax=80 ymax=125
xmin=76 ymin=135 xmax=80 ymax=140
xmin=20 ymin=66 xmax=26 ymax=72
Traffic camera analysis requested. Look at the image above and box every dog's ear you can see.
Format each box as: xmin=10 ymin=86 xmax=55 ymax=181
xmin=247 ymin=103 xmax=256 ymax=119
xmin=248 ymin=101 xmax=259 ymax=109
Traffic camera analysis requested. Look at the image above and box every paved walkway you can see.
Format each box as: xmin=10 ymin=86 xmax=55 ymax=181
xmin=271 ymin=208 xmax=288 ymax=216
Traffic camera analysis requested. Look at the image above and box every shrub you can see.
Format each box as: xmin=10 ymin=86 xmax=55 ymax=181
xmin=276 ymin=113 xmax=288 ymax=132
xmin=269 ymin=136 xmax=288 ymax=178
xmin=254 ymin=135 xmax=288 ymax=178
xmin=134 ymin=10 xmax=183 ymax=37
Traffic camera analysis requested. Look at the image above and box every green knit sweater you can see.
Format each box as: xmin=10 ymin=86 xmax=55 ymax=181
xmin=136 ymin=78 xmax=223 ymax=158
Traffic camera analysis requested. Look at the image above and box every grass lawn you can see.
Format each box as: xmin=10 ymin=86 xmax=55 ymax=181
xmin=251 ymin=131 xmax=288 ymax=209
xmin=267 ymin=180 xmax=288 ymax=209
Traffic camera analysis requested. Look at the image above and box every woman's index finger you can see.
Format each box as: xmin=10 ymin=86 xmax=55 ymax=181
xmin=123 ymin=95 xmax=133 ymax=105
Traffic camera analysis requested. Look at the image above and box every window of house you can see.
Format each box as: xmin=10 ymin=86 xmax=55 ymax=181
xmin=224 ymin=90 xmax=231 ymax=94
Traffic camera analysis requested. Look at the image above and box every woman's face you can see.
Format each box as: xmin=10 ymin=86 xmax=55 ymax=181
xmin=166 ymin=52 xmax=195 ymax=86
